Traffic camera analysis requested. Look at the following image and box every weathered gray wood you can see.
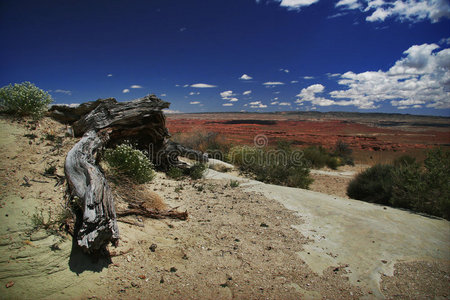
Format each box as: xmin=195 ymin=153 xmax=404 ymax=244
xmin=65 ymin=129 xmax=119 ymax=252
xmin=61 ymin=94 xmax=205 ymax=253
xmin=48 ymin=98 xmax=116 ymax=124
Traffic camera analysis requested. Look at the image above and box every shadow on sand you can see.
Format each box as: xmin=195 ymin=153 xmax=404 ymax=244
xmin=68 ymin=237 xmax=112 ymax=275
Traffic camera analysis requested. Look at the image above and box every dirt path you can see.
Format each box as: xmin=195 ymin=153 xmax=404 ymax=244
xmin=205 ymin=169 xmax=450 ymax=299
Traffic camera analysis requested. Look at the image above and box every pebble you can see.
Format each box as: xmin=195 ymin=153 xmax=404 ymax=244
xmin=5 ymin=281 xmax=14 ymax=288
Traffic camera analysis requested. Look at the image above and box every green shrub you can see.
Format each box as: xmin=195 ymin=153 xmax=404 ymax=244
xmin=167 ymin=167 xmax=184 ymax=180
xmin=0 ymin=82 xmax=53 ymax=119
xmin=104 ymin=144 xmax=155 ymax=184
xmin=302 ymin=146 xmax=330 ymax=169
xmin=226 ymin=145 xmax=260 ymax=168
xmin=422 ymin=148 xmax=450 ymax=219
xmin=347 ymin=164 xmax=394 ymax=205
xmin=347 ymin=148 xmax=450 ymax=220
xmin=229 ymin=180 xmax=240 ymax=188
xmin=228 ymin=145 xmax=313 ymax=189
xmin=333 ymin=140 xmax=355 ymax=166
xmin=172 ymin=131 xmax=231 ymax=160
xmin=333 ymin=140 xmax=352 ymax=158
xmin=390 ymin=162 xmax=423 ymax=210
xmin=186 ymin=163 xmax=207 ymax=180
xmin=326 ymin=156 xmax=340 ymax=170
xmin=393 ymin=155 xmax=416 ymax=167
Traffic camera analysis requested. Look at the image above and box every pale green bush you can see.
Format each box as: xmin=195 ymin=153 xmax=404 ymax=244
xmin=0 ymin=82 xmax=53 ymax=118
xmin=104 ymin=144 xmax=155 ymax=184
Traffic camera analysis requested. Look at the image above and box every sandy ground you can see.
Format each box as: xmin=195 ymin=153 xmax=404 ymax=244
xmin=1 ymin=116 xmax=449 ymax=299
xmin=0 ymin=116 xmax=108 ymax=299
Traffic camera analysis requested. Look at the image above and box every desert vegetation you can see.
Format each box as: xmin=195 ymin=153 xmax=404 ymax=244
xmin=302 ymin=140 xmax=354 ymax=170
xmin=0 ymin=82 xmax=53 ymax=119
xmin=170 ymin=130 xmax=360 ymax=189
xmin=227 ymin=144 xmax=313 ymax=189
xmin=347 ymin=148 xmax=450 ymax=220
xmin=104 ymin=143 xmax=156 ymax=184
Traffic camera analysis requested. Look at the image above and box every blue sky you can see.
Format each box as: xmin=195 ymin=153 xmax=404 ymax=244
xmin=0 ymin=0 xmax=449 ymax=116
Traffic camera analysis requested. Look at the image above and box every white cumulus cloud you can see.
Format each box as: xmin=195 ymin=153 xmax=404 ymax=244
xmin=263 ymin=81 xmax=285 ymax=87
xmin=277 ymin=0 xmax=320 ymax=10
xmin=337 ymin=0 xmax=450 ymax=23
xmin=249 ymin=101 xmax=268 ymax=108
xmin=220 ymin=90 xmax=235 ymax=100
xmin=280 ymin=68 xmax=290 ymax=73
xmin=107 ymin=74 xmax=113 ymax=77
xmin=163 ymin=109 xmax=183 ymax=114
xmin=122 ymin=89 xmax=130 ymax=93
xmin=295 ymin=84 xmax=339 ymax=107
xmin=240 ymin=74 xmax=253 ymax=80
xmin=294 ymin=43 xmax=449 ymax=110
xmin=336 ymin=0 xmax=362 ymax=10
xmin=223 ymin=103 xmax=234 ymax=106
xmin=54 ymin=89 xmax=72 ymax=95
xmin=243 ymin=90 xmax=252 ymax=95
xmin=190 ymin=101 xmax=201 ymax=105
xmin=303 ymin=76 xmax=314 ymax=79
xmin=191 ymin=83 xmax=217 ymax=88
xmin=131 ymin=85 xmax=143 ymax=89
xmin=330 ymin=43 xmax=450 ymax=109
xmin=279 ymin=102 xmax=291 ymax=106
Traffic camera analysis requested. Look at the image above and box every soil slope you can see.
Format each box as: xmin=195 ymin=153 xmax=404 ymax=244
xmin=1 ymin=116 xmax=449 ymax=299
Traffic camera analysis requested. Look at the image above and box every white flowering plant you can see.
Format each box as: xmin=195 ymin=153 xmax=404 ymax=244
xmin=104 ymin=144 xmax=155 ymax=184
xmin=0 ymin=82 xmax=53 ymax=119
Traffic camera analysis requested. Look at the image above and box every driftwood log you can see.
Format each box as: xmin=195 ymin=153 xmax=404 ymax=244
xmin=52 ymin=95 xmax=207 ymax=253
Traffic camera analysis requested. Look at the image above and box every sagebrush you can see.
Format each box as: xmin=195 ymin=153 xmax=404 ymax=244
xmin=104 ymin=144 xmax=155 ymax=184
xmin=227 ymin=144 xmax=313 ymax=189
xmin=347 ymin=148 xmax=450 ymax=220
xmin=0 ymin=82 xmax=53 ymax=119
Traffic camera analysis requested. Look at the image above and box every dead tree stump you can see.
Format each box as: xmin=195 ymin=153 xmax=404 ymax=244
xmin=52 ymin=94 xmax=204 ymax=253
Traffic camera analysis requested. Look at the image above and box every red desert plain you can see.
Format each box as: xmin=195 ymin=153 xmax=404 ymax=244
xmin=167 ymin=111 xmax=450 ymax=163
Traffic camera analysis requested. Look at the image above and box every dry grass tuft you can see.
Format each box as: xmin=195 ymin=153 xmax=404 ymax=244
xmin=110 ymin=177 xmax=167 ymax=211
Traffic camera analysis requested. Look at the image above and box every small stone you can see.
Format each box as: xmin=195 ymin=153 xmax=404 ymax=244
xmin=381 ymin=260 xmax=388 ymax=264
xmin=149 ymin=244 xmax=157 ymax=252
xmin=126 ymin=255 xmax=132 ymax=262
xmin=50 ymin=243 xmax=61 ymax=251
xmin=260 ymin=223 xmax=269 ymax=228
xmin=160 ymin=277 xmax=165 ymax=284
xmin=138 ymin=275 xmax=146 ymax=280
xmin=170 ymin=267 xmax=177 ymax=273
xmin=5 ymin=281 xmax=14 ymax=288
xmin=131 ymin=282 xmax=139 ymax=287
